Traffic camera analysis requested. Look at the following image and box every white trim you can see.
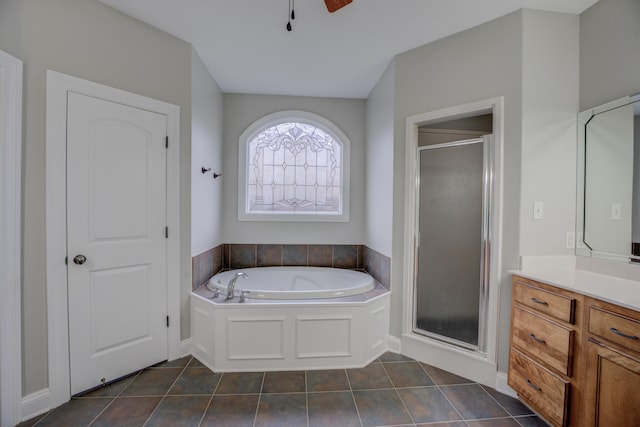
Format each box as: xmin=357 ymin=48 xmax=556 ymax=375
xmin=44 ymin=70 xmax=181 ymax=411
xmin=0 ymin=49 xmax=23 ymax=427
xmin=401 ymin=97 xmax=505 ymax=372
xmin=179 ymin=338 xmax=193 ymax=359
xmin=402 ymin=333 xmax=497 ymax=387
xmin=386 ymin=335 xmax=401 ymax=353
xmin=20 ymin=389 xmax=51 ymax=423
xmin=495 ymin=371 xmax=517 ymax=398
xmin=237 ymin=110 xmax=351 ymax=222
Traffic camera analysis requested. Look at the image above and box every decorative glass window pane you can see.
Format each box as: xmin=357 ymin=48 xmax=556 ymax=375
xmin=248 ymin=122 xmax=342 ymax=214
xmin=238 ymin=111 xmax=350 ymax=222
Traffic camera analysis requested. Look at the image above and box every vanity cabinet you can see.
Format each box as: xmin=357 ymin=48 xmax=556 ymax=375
xmin=583 ymin=298 xmax=640 ymax=427
xmin=508 ymin=276 xmax=584 ymax=427
xmin=509 ymin=275 xmax=640 ymax=427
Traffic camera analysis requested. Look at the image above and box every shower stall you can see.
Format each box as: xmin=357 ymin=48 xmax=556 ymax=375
xmin=413 ymin=135 xmax=493 ymax=352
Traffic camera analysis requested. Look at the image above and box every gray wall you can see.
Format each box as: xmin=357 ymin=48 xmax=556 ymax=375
xmin=191 ymin=49 xmax=224 ymax=256
xmin=221 ymin=93 xmax=366 ymax=244
xmin=189 ymin=49 xmax=224 ymax=337
xmin=364 ymin=60 xmax=395 ymax=257
xmin=391 ymin=11 xmax=524 ymax=372
xmin=520 ymin=11 xmax=579 ymax=257
xmin=580 ymin=0 xmax=640 ymax=110
xmin=0 ymin=0 xmax=193 ymax=396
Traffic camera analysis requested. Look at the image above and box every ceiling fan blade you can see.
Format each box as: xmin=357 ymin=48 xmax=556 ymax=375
xmin=324 ymin=0 xmax=352 ymax=13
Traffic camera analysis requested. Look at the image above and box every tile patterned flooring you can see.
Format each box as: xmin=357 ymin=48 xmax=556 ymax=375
xmin=18 ymin=353 xmax=549 ymax=427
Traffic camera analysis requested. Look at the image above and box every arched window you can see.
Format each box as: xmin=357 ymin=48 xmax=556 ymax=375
xmin=238 ymin=111 xmax=350 ymax=222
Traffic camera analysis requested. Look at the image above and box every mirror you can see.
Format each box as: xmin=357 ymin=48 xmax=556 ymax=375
xmin=577 ymin=94 xmax=640 ymax=262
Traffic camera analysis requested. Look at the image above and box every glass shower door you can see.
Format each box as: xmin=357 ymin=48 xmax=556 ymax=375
xmin=414 ymin=137 xmax=491 ymax=351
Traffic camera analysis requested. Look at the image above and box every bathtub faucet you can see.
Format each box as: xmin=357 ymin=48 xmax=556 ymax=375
xmin=226 ymin=272 xmax=248 ymax=300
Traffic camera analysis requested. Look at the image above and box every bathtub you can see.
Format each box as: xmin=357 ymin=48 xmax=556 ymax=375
xmin=207 ymin=266 xmax=376 ymax=299
xmin=191 ymin=267 xmax=390 ymax=372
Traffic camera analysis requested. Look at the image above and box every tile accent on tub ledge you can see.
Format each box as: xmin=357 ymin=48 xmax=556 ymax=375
xmin=197 ymin=244 xmax=390 ymax=291
xmin=364 ymin=246 xmax=391 ymax=289
xmin=228 ymin=244 xmax=257 ymax=269
xmin=191 ymin=245 xmax=223 ymax=291
xmin=223 ymin=244 xmax=368 ymax=270
xmin=333 ymin=245 xmax=360 ymax=269
xmin=257 ymin=244 xmax=283 ymax=267
xmin=308 ymin=245 xmax=333 ymax=267
xmin=283 ymin=244 xmax=308 ymax=266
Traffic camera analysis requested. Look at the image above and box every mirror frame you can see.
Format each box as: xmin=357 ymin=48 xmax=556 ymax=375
xmin=576 ymin=94 xmax=640 ymax=262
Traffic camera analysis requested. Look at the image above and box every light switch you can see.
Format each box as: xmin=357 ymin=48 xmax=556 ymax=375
xmin=533 ymin=202 xmax=544 ymax=220
xmin=566 ymin=232 xmax=575 ymax=249
xmin=611 ymin=203 xmax=621 ymax=220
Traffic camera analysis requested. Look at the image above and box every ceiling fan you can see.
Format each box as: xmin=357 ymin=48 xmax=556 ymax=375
xmin=287 ymin=0 xmax=353 ymax=31
xmin=324 ymin=0 xmax=353 ymax=13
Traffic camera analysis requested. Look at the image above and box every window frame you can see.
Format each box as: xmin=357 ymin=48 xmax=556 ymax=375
xmin=238 ymin=110 xmax=350 ymax=222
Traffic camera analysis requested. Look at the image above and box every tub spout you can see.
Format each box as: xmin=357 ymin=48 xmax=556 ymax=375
xmin=226 ymin=272 xmax=248 ymax=300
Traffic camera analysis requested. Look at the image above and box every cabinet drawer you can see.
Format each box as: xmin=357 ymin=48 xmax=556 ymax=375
xmin=512 ymin=306 xmax=574 ymax=375
xmin=513 ymin=281 xmax=575 ymax=324
xmin=508 ymin=348 xmax=570 ymax=427
xmin=589 ymin=307 xmax=640 ymax=354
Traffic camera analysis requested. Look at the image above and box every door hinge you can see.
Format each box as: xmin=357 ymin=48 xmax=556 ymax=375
xmin=65 ymin=256 xmax=68 ymax=265
xmin=165 ymin=227 xmax=169 ymax=238
xmin=165 ymin=136 xmax=168 ymax=148
xmin=166 ymin=316 xmax=170 ymax=327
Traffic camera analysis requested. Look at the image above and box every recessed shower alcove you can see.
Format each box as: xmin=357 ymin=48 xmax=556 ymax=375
xmin=402 ymin=97 xmax=504 ymax=386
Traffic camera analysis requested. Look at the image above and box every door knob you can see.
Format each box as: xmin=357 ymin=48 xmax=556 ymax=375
xmin=73 ymin=255 xmax=87 ymax=265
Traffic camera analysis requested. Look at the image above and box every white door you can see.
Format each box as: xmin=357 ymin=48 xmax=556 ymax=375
xmin=66 ymin=92 xmax=168 ymax=395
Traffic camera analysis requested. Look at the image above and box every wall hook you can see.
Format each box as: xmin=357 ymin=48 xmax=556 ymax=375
xmin=213 ymin=172 xmax=222 ymax=179
xmin=201 ymin=167 xmax=211 ymax=174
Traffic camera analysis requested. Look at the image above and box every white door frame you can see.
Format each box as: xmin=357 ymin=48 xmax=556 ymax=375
xmin=401 ymin=97 xmax=504 ymax=387
xmin=45 ymin=70 xmax=181 ymax=410
xmin=0 ymin=49 xmax=23 ymax=427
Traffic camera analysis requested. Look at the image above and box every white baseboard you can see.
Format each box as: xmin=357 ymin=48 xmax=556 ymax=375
xmin=21 ymin=388 xmax=53 ymax=424
xmin=178 ymin=338 xmax=193 ymax=359
xmin=495 ymin=371 xmax=517 ymax=397
xmin=387 ymin=335 xmax=401 ymax=353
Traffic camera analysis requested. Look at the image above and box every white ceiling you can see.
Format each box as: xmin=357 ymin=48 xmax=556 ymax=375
xmin=98 ymin=0 xmax=597 ymax=99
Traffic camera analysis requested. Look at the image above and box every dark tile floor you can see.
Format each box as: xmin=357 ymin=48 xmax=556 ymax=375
xmin=18 ymin=352 xmax=549 ymax=427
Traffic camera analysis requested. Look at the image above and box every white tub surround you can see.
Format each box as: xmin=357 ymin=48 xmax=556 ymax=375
xmin=191 ymin=279 xmax=390 ymax=372
xmin=513 ymin=256 xmax=640 ymax=311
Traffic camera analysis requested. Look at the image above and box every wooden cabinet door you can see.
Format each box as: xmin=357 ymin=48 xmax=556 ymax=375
xmin=584 ymin=338 xmax=640 ymax=427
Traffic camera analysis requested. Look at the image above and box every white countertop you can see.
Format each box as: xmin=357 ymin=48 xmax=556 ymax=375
xmin=510 ymin=256 xmax=640 ymax=312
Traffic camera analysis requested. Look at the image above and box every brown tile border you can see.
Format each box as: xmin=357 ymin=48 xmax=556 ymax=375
xmin=257 ymin=244 xmax=283 ymax=267
xmin=193 ymin=243 xmax=390 ymax=290
xmin=192 ymin=245 xmax=224 ymax=290
xmin=308 ymin=245 xmax=333 ymax=267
